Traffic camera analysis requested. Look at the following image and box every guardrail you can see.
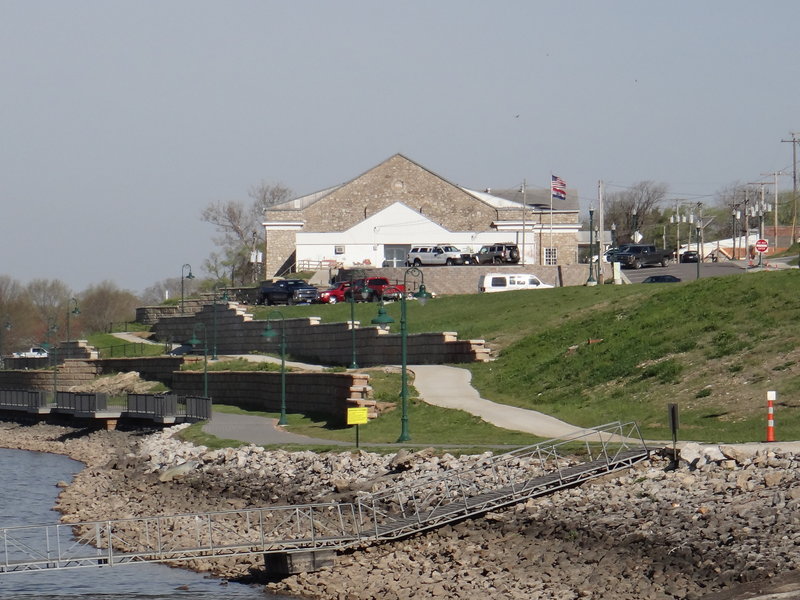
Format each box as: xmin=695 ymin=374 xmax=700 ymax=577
xmin=0 ymin=390 xmax=211 ymax=424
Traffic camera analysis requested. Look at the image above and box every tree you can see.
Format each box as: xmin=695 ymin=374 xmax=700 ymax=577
xmin=201 ymin=182 xmax=292 ymax=285
xmin=26 ymin=279 xmax=71 ymax=344
xmin=79 ymin=281 xmax=140 ymax=334
xmin=603 ymin=181 xmax=669 ymax=244
xmin=0 ymin=275 xmax=30 ymax=353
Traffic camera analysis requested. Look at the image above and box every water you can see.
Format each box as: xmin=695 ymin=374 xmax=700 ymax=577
xmin=0 ymin=448 xmax=294 ymax=600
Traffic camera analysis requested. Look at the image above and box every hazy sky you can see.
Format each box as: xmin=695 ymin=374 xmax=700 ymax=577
xmin=2 ymin=1 xmax=797 ymax=294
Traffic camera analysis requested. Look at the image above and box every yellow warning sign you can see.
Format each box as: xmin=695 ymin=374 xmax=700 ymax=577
xmin=347 ymin=407 xmax=369 ymax=425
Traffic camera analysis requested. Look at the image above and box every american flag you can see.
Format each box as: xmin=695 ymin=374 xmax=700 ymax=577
xmin=551 ymin=175 xmax=567 ymax=201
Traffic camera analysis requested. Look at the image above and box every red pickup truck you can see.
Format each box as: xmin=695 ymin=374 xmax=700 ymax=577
xmin=348 ymin=277 xmax=406 ymax=302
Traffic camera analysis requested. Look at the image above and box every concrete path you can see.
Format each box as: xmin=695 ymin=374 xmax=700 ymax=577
xmin=408 ymin=365 xmax=589 ymax=438
xmin=203 ymin=411 xmax=348 ymax=446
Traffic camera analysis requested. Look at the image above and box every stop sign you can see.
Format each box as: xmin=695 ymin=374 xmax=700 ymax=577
xmin=755 ymin=239 xmax=769 ymax=253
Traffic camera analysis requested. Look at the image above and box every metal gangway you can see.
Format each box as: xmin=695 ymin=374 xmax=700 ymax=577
xmin=0 ymin=421 xmax=649 ymax=573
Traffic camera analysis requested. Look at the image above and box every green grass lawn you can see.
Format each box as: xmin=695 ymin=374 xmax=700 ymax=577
xmin=245 ymin=270 xmax=800 ymax=445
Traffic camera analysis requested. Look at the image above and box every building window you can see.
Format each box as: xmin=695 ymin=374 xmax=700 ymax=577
xmin=545 ymin=247 xmax=557 ymax=265
xmin=384 ymin=244 xmax=411 ymax=267
xmin=334 ymin=246 xmax=345 ymax=255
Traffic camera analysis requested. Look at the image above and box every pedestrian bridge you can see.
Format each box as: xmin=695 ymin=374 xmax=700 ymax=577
xmin=0 ymin=421 xmax=649 ymax=574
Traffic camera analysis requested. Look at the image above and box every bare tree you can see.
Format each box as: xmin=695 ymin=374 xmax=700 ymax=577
xmin=604 ymin=181 xmax=669 ymax=244
xmin=79 ymin=281 xmax=140 ymax=334
xmin=0 ymin=275 xmax=31 ymax=353
xmin=249 ymin=181 xmax=291 ymax=212
xmin=26 ymin=279 xmax=71 ymax=328
xmin=201 ymin=182 xmax=292 ymax=284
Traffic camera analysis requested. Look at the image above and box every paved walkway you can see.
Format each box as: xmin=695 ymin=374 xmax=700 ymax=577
xmin=199 ymin=361 xmax=597 ymax=446
xmin=409 ymin=365 xmax=588 ymax=438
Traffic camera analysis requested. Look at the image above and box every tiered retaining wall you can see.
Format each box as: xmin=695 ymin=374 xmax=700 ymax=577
xmin=172 ymin=370 xmax=374 ymax=422
xmin=149 ymin=302 xmax=490 ymax=367
xmin=0 ymin=358 xmax=375 ymax=422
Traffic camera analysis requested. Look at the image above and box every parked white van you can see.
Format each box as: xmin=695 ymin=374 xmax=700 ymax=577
xmin=478 ymin=273 xmax=553 ymax=293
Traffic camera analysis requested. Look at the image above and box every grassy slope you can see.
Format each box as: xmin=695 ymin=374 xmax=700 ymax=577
xmin=261 ymin=270 xmax=800 ymax=444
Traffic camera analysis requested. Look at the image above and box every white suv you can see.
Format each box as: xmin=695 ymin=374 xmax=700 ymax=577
xmin=406 ymin=245 xmax=471 ymax=266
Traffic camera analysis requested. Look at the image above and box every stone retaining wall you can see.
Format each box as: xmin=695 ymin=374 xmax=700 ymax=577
xmin=0 ymin=358 xmax=375 ymax=421
xmin=150 ymin=302 xmax=490 ymax=367
xmin=356 ymin=264 xmax=596 ymax=295
xmin=171 ymin=370 xmax=374 ymax=422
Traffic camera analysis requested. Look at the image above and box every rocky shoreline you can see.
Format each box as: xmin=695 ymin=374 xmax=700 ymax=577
xmin=3 ymin=419 xmax=800 ymax=600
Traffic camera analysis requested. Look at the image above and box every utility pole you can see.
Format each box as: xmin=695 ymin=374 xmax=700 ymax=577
xmin=762 ymin=170 xmax=789 ymax=248
xmin=520 ymin=180 xmax=527 ymax=265
xmin=781 ymin=133 xmax=799 ymax=245
xmin=597 ymin=180 xmax=606 ymax=283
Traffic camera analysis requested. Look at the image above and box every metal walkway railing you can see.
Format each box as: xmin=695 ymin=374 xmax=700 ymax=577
xmin=0 ymin=421 xmax=649 ymax=573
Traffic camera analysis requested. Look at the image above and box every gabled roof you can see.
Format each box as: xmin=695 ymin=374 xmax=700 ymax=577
xmin=268 ymin=153 xmax=578 ymax=212
xmin=475 ymin=187 xmax=580 ymax=211
xmin=270 ymin=184 xmax=343 ymax=211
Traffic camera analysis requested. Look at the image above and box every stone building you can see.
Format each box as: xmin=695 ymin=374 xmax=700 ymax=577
xmin=262 ymin=154 xmax=580 ymax=277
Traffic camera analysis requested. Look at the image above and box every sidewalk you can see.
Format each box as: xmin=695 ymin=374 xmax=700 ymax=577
xmin=408 ymin=365 xmax=588 ymax=438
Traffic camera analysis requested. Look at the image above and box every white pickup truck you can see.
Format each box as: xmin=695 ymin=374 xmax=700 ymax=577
xmin=13 ymin=347 xmax=49 ymax=358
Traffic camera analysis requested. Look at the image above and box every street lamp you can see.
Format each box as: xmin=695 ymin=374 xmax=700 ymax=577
xmin=371 ymin=266 xmax=432 ymax=443
xmin=695 ymin=225 xmax=701 ymax=280
xmin=65 ymin=298 xmax=80 ymax=345
xmin=43 ymin=319 xmax=59 ymax=401
xmin=212 ymin=286 xmax=229 ymax=361
xmin=181 ymin=263 xmax=195 ymax=314
xmin=347 ymin=269 xmax=369 ymax=369
xmin=188 ymin=323 xmax=209 ymax=398
xmin=586 ymin=208 xmax=596 ymax=286
xmin=262 ymin=311 xmax=287 ymax=426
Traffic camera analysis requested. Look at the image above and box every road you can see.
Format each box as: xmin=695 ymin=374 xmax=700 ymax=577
xmin=615 ymin=259 xmax=780 ymax=284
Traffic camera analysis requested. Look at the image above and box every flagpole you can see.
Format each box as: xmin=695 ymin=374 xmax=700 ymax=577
xmin=521 ymin=179 xmax=527 ymax=265
xmin=549 ymin=173 xmax=554 ymax=263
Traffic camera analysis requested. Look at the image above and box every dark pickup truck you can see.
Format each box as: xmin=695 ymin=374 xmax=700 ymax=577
xmin=611 ymin=244 xmax=672 ymax=269
xmin=258 ymin=279 xmax=319 ymax=305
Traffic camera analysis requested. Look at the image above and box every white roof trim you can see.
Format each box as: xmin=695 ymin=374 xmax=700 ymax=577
xmin=263 ymin=221 xmax=304 ymax=231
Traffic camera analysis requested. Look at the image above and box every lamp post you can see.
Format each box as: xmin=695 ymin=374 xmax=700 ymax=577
xmin=696 ymin=225 xmax=701 ymax=280
xmin=212 ymin=286 xmax=228 ymax=361
xmin=65 ymin=297 xmax=80 ymax=345
xmin=262 ymin=311 xmax=287 ymax=426
xmin=586 ymin=208 xmax=596 ymax=286
xmin=188 ymin=323 xmax=209 ymax=398
xmin=347 ymin=269 xmax=368 ymax=369
xmin=181 ymin=263 xmax=195 ymax=314
xmin=371 ymin=266 xmax=432 ymax=443
xmin=610 ymin=222 xmax=617 ymax=248
xmin=43 ymin=319 xmax=59 ymax=401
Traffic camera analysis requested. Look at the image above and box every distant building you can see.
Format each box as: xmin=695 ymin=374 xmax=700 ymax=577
xmin=262 ymin=154 xmax=580 ymax=276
